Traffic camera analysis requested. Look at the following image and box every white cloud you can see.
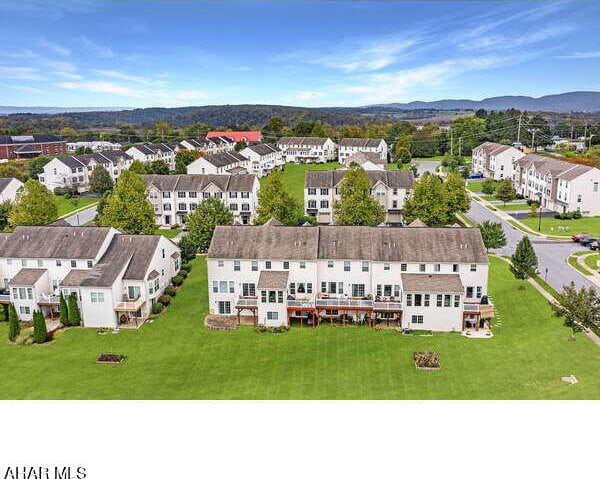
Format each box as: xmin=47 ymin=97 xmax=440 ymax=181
xmin=92 ymin=69 xmax=151 ymax=84
xmin=557 ymin=51 xmax=600 ymax=59
xmin=0 ymin=66 xmax=40 ymax=81
xmin=459 ymin=25 xmax=575 ymax=51
xmin=81 ymin=36 xmax=115 ymax=58
xmin=52 ymin=71 xmax=83 ymax=80
xmin=59 ymin=81 xmax=139 ymax=97
xmin=38 ymin=39 xmax=70 ymax=56
xmin=2 ymin=84 xmax=44 ymax=94
xmin=295 ymin=91 xmax=325 ymax=100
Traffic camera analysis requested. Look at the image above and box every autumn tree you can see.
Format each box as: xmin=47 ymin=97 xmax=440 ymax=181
xmin=9 ymin=179 xmax=58 ymax=227
xmin=333 ymin=164 xmax=385 ymax=226
xmin=395 ymin=146 xmax=412 ymax=166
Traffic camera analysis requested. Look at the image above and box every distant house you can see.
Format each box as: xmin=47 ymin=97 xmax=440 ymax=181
xmin=187 ymin=151 xmax=249 ymax=175
xmin=67 ymin=141 xmax=122 ymax=153
xmin=207 ymin=131 xmax=262 ymax=143
xmin=277 ymin=137 xmax=335 ymax=163
xmin=142 ymin=174 xmax=260 ymax=226
xmin=0 ymin=134 xmax=67 ymax=161
xmin=239 ymin=144 xmax=283 ymax=177
xmin=338 ymin=138 xmax=387 ymax=162
xmin=471 ymin=142 xmax=525 ymax=180
xmin=343 ymin=151 xmax=387 ymax=170
xmin=125 ymin=143 xmax=179 ymax=170
xmin=180 ymin=136 xmax=235 ymax=155
xmin=0 ymin=177 xmax=24 ymax=203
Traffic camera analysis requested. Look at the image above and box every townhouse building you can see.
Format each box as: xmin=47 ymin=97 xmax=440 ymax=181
xmin=67 ymin=141 xmax=122 ymax=153
xmin=38 ymin=150 xmax=134 ymax=193
xmin=206 ymin=221 xmax=492 ymax=332
xmin=142 ymin=173 xmax=260 ymax=226
xmin=277 ymin=137 xmax=336 ymax=163
xmin=304 ymin=170 xmax=415 ymax=225
xmin=180 ymin=136 xmax=236 ymax=155
xmin=186 ymin=151 xmax=250 ymax=175
xmin=0 ymin=226 xmax=180 ymax=328
xmin=239 ymin=144 xmax=283 ymax=177
xmin=343 ymin=151 xmax=387 ymax=170
xmin=0 ymin=134 xmax=67 ymax=161
xmin=0 ymin=177 xmax=24 ymax=203
xmin=125 ymin=143 xmax=180 ymax=170
xmin=513 ymin=154 xmax=600 ymax=215
xmin=338 ymin=138 xmax=388 ymax=162
xmin=471 ymin=142 xmax=525 ymax=180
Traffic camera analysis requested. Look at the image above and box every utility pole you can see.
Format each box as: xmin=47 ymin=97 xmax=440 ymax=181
xmin=590 ymin=134 xmax=595 ymax=151
xmin=570 ymin=122 xmax=574 ymax=141
xmin=584 ymin=122 xmax=588 ymax=146
xmin=517 ymin=114 xmax=522 ymax=144
xmin=450 ymin=129 xmax=453 ymax=156
xmin=528 ymin=128 xmax=539 ymax=152
xmin=458 ymin=137 xmax=462 ymax=157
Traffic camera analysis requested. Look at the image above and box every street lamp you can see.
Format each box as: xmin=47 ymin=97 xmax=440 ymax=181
xmin=536 ymin=191 xmax=543 ymax=231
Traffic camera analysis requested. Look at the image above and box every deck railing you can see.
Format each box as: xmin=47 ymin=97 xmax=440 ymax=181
xmin=114 ymin=296 xmax=145 ymax=311
xmin=0 ymin=294 xmax=10 ymax=303
xmin=235 ymin=297 xmax=257 ymax=307
xmin=288 ymin=300 xmax=315 ymax=308
xmin=315 ymin=298 xmax=373 ymax=308
xmin=372 ymin=301 xmax=403 ymax=311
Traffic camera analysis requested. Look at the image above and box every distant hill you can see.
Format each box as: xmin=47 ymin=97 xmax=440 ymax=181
xmin=372 ymin=91 xmax=600 ymax=113
xmin=0 ymin=106 xmax=131 ymax=115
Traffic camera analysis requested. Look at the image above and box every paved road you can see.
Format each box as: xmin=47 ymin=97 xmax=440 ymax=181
xmin=414 ymin=160 xmax=440 ymax=176
xmin=65 ymin=206 xmax=97 ymax=226
xmin=466 ymin=199 xmax=599 ymax=293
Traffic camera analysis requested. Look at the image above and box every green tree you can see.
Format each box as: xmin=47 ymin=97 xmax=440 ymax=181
xmin=255 ymin=169 xmax=302 ymax=225
xmin=510 ymin=236 xmax=538 ymax=280
xmin=128 ymin=160 xmax=147 ymax=174
xmin=552 ymin=282 xmax=600 ymax=338
xmin=33 ymin=310 xmax=47 ymax=343
xmin=410 ymin=124 xmax=441 ymax=158
xmin=178 ymin=234 xmax=199 ymax=263
xmin=0 ymin=163 xmax=27 ymax=181
xmin=186 ymin=196 xmax=234 ymax=251
xmin=88 ymin=166 xmax=114 ymax=195
xmin=395 ymin=146 xmax=412 ymax=166
xmin=184 ymin=122 xmax=211 ymax=139
xmin=96 ymin=170 xmax=155 ymax=234
xmin=8 ymin=179 xmax=58 ymax=228
xmin=154 ymin=121 xmax=172 ymax=141
xmin=481 ymin=178 xmax=496 ymax=195
xmin=478 ymin=220 xmax=507 ymax=251
xmin=68 ymin=293 xmax=81 ymax=327
xmin=175 ymin=151 xmax=198 ymax=174
xmin=0 ymin=200 xmax=12 ymax=231
xmin=27 ymin=156 xmax=52 ymax=180
xmin=74 ymin=146 xmax=93 ymax=155
xmin=59 ymin=292 xmax=69 ymax=327
xmin=494 ymin=178 xmax=516 ymax=205
xmin=7 ymin=302 xmax=20 ymax=342
xmin=450 ymin=116 xmax=486 ymax=154
xmin=333 ymin=164 xmax=385 ymax=226
xmin=234 ymin=140 xmax=247 ymax=152
xmin=442 ymin=173 xmax=470 ymax=218
xmin=146 ymin=160 xmax=170 ymax=175
xmin=263 ymin=116 xmax=283 ymax=134
xmin=402 ymin=172 xmax=448 ymax=226
xmin=310 ymin=121 xmax=326 ymax=137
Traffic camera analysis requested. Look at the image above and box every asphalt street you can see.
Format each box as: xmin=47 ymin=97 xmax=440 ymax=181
xmin=414 ymin=160 xmax=440 ymax=176
xmin=65 ymin=206 xmax=97 ymax=226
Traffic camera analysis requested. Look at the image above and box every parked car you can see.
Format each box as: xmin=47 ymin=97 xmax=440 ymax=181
xmin=468 ymin=172 xmax=484 ymax=179
xmin=572 ymin=232 xmax=589 ymax=242
xmin=589 ymin=241 xmax=599 ymax=251
xmin=580 ymin=236 xmax=598 ymax=247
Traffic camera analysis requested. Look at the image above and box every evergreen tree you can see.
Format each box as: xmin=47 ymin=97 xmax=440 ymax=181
xmin=333 ymin=164 xmax=385 ymax=226
xmin=478 ymin=220 xmax=507 ymax=251
xmin=88 ymin=166 xmax=114 ymax=195
xmin=494 ymin=179 xmax=516 ymax=205
xmin=128 ymin=160 xmax=147 ymax=174
xmin=96 ymin=170 xmax=155 ymax=234
xmin=8 ymin=179 xmax=58 ymax=227
xmin=68 ymin=293 xmax=81 ymax=326
xmin=186 ymin=196 xmax=234 ymax=251
xmin=33 ymin=310 xmax=47 ymax=343
xmin=7 ymin=302 xmax=20 ymax=342
xmin=510 ymin=236 xmax=538 ymax=280
xmin=178 ymin=234 xmax=199 ymax=263
xmin=59 ymin=292 xmax=69 ymax=327
xmin=255 ymin=169 xmax=302 ymax=225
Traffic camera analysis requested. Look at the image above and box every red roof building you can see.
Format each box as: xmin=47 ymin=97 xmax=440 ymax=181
xmin=207 ymin=131 xmax=262 ymax=143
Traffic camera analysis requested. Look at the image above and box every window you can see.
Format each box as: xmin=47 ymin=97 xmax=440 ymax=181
xmin=178 ymin=191 xmax=186 ymax=198
xmin=242 ymin=283 xmax=255 ymax=297
xmin=384 ymin=262 xmax=390 ymax=271
xmin=419 ymin=264 xmax=426 ymax=272
xmin=21 ymin=259 xmax=27 ymax=267
xmin=218 ymin=260 xmax=224 ymax=268
xmin=162 ymin=192 xmax=171 ymax=199
xmin=71 ymin=260 xmax=77 ymax=268
xmin=241 ymin=204 xmax=250 ymax=211
xmin=163 ymin=204 xmax=172 ymax=211
xmin=362 ymin=261 xmax=369 ymax=272
xmin=128 ymin=286 xmax=141 ymax=299
xmin=344 ymin=261 xmax=350 ymax=272
xmin=229 ymin=282 xmax=234 ymax=293
xmin=466 ymin=287 xmax=474 ymax=298
xmin=476 ymin=286 xmax=482 ymax=299
xmin=6 ymin=258 xmax=11 ymax=266
xmin=400 ymin=263 xmax=407 ymax=272
xmin=406 ymin=294 xmax=412 ymax=306
xmin=278 ymin=291 xmax=283 ymax=303
xmin=308 ymin=188 xmax=316 ymax=195
xmin=87 ymin=260 xmax=93 ymax=268
xmin=234 ymin=260 xmax=240 ymax=271
xmin=229 ymin=191 xmax=238 ymax=199
xmin=251 ymin=260 xmax=258 ymax=271
xmin=203 ymin=192 xmax=210 ymax=199
xmin=37 ymin=259 xmax=43 ymax=267
xmin=454 ymin=295 xmax=460 ymax=307
xmin=411 ymin=315 xmax=424 ymax=324
xmin=328 ymin=260 xmax=334 ymax=268
xmin=90 ymin=292 xmax=105 ymax=303
xmin=268 ymin=290 xmax=276 ymax=303
xmin=189 ymin=192 xmax=197 ymax=198
xmin=470 ymin=264 xmax=477 ymax=272
xmin=392 ymin=188 xmax=398 ymax=195
xmin=321 ymin=281 xmax=326 ymax=293
xmin=453 ymin=264 xmax=459 ymax=273
xmin=352 ymin=284 xmax=365 ymax=297
xmin=289 ymin=282 xmax=296 ymax=295
xmin=189 ymin=203 xmax=197 ymax=211
xmin=436 ymin=294 xmax=442 ymax=307
xmin=178 ymin=203 xmax=187 ymax=211
xmin=19 ymin=306 xmax=31 ymax=315
xmin=320 ymin=188 xmax=329 ymax=195
xmin=594 ymin=182 xmax=598 ymax=192
xmin=308 ymin=200 xmax=316 ymax=209
xmin=444 ymin=294 xmax=451 ymax=307
xmin=577 ymin=194 xmax=582 ymax=203
xmin=219 ymin=281 xmax=228 ymax=293
xmin=434 ymin=264 xmax=441 ymax=272
xmin=283 ymin=261 xmax=289 ymax=270
xmin=261 ymin=291 xmax=267 ymax=303
xmin=212 ymin=281 xmax=218 ymax=293
xmin=218 ymin=301 xmax=231 ymax=315
xmin=230 ymin=203 xmax=238 ymax=211
xmin=424 ymin=294 xmax=430 ymax=307
xmin=320 ymin=200 xmax=329 ymax=209
xmin=306 ymin=283 xmax=313 ymax=294
xmin=414 ymin=294 xmax=422 ymax=306
xmin=392 ymin=200 xmax=397 ymax=208
xmin=265 ymin=261 xmax=271 ymax=270
xmin=267 ymin=311 xmax=279 ymax=321
xmin=300 ymin=261 xmax=306 ymax=269
xmin=394 ymin=285 xmax=400 ymax=297
xmin=241 ymin=192 xmax=250 ymax=199
xmin=214 ymin=192 xmax=222 ymax=199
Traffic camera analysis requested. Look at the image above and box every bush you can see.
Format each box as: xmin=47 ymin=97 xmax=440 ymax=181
xmin=181 ymin=263 xmax=192 ymax=273
xmin=164 ymin=285 xmax=177 ymax=297
xmin=158 ymin=294 xmax=172 ymax=306
xmin=151 ymin=302 xmax=164 ymax=314
xmin=573 ymin=210 xmax=582 ymax=219
xmin=14 ymin=328 xmax=34 ymax=346
xmin=171 ymin=274 xmax=184 ymax=287
xmin=33 ymin=310 xmax=47 ymax=343
xmin=179 ymin=270 xmax=188 ymax=279
xmin=7 ymin=303 xmax=19 ymax=342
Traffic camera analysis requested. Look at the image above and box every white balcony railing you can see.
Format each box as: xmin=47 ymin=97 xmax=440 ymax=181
xmin=372 ymin=301 xmax=403 ymax=311
xmin=0 ymin=294 xmax=10 ymax=302
xmin=316 ymin=298 xmax=373 ymax=308
xmin=114 ymin=296 xmax=145 ymax=311
xmin=235 ymin=297 xmax=257 ymax=307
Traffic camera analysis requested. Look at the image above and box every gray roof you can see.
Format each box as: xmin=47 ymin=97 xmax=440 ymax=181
xmin=257 ymin=271 xmax=289 ymax=289
xmin=305 ymin=170 xmax=414 ymax=189
xmin=57 ymin=151 xmax=132 ymax=169
xmin=339 ymin=138 xmax=385 ymax=148
xmin=401 ymin=273 xmax=464 ymax=293
xmin=0 ymin=134 xmax=64 ymax=145
xmin=473 ymin=142 xmax=514 ymax=156
xmin=10 ymin=268 xmax=47 ymax=286
xmin=203 ymin=151 xmax=247 ymax=168
xmin=407 ymin=219 xmax=427 ymax=227
xmin=278 ymin=137 xmax=331 ymax=147
xmin=245 ymin=143 xmax=280 ymax=156
xmin=0 ymin=226 xmax=114 ymax=259
xmin=142 ymin=174 xmax=256 ymax=192
xmin=516 ymin=154 xmax=594 ymax=179
xmin=208 ymin=224 xmax=488 ymax=263
xmin=0 ymin=177 xmax=19 ymax=194
xmin=344 ymin=151 xmax=387 ymax=168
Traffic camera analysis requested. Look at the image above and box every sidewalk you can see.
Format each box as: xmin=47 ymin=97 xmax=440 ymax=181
xmin=573 ymin=253 xmax=600 ymax=288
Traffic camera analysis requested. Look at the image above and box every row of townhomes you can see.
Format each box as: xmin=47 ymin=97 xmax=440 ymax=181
xmin=471 ymin=142 xmax=525 ymax=180
xmin=0 ymin=177 xmax=24 ymax=203
xmin=0 ymin=226 xmax=180 ymax=328
xmin=142 ymin=174 xmax=260 ymax=226
xmin=304 ymin=170 xmax=415 ymax=225
xmin=0 ymin=134 xmax=67 ymax=161
xmin=67 ymin=141 xmax=122 ymax=152
xmin=125 ymin=142 xmax=181 ymax=171
xmin=338 ymin=138 xmax=388 ymax=162
xmin=514 ymin=154 xmax=600 ymax=215
xmin=187 ymin=151 xmax=250 ymax=175
xmin=206 ymin=220 xmax=493 ymax=332
xmin=179 ymin=136 xmax=236 ymax=155
xmin=39 ymin=150 xmax=134 ymax=192
xmin=277 ymin=137 xmax=337 ymax=163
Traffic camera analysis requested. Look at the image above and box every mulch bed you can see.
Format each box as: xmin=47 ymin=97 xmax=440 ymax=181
xmin=96 ymin=353 xmax=126 ymax=364
xmin=205 ymin=315 xmax=238 ymax=330
xmin=414 ymin=351 xmax=441 ymax=370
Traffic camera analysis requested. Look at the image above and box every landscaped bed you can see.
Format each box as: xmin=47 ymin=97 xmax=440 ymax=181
xmin=96 ymin=353 xmax=126 ymax=364
xmin=414 ymin=351 xmax=440 ymax=370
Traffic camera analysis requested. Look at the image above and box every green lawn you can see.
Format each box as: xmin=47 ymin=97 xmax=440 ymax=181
xmin=467 ymin=181 xmax=486 ymax=193
xmin=55 ymin=195 xmax=98 ymax=217
xmin=584 ymin=253 xmax=600 ymax=271
xmin=519 ymin=216 xmax=600 ymax=237
xmin=153 ymin=228 xmax=180 ymax=239
xmin=262 ymin=162 xmax=340 ymax=202
xmin=568 ymin=255 xmax=593 ymax=276
xmin=494 ymin=203 xmax=531 ymax=211
xmin=0 ymin=256 xmax=599 ymax=399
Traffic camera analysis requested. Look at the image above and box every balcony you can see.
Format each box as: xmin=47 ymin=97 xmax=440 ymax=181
xmin=235 ymin=297 xmax=257 ymax=308
xmin=0 ymin=293 xmax=10 ymax=303
xmin=315 ymin=298 xmax=373 ymax=309
xmin=114 ymin=296 xmax=145 ymax=312
xmin=464 ymin=301 xmax=495 ymax=319
xmin=37 ymin=293 xmax=61 ymax=305
xmin=373 ymin=300 xmax=403 ymax=311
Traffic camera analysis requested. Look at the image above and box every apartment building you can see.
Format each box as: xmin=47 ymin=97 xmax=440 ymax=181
xmin=0 ymin=177 xmax=24 ymax=203
xmin=206 ymin=221 xmax=491 ymax=332
xmin=207 ymin=131 xmax=262 ymax=143
xmin=67 ymin=141 xmax=122 ymax=153
xmin=180 ymin=137 xmax=236 ymax=155
xmin=0 ymin=135 xmax=67 ymax=161
xmin=338 ymin=138 xmax=388 ymax=162
xmin=239 ymin=144 xmax=283 ymax=177
xmin=277 ymin=137 xmax=336 ymax=163
xmin=0 ymin=226 xmax=180 ymax=328
xmin=343 ymin=151 xmax=388 ymax=170
xmin=186 ymin=151 xmax=249 ymax=175
xmin=142 ymin=173 xmax=260 ymax=226
xmin=38 ymin=151 xmax=134 ymax=193
xmin=514 ymin=154 xmax=600 ymax=215
xmin=125 ymin=143 xmax=180 ymax=170
xmin=471 ymin=142 xmax=525 ymax=180
xmin=304 ymin=170 xmax=415 ymax=225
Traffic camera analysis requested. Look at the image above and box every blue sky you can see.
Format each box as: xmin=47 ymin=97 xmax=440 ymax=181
xmin=0 ymin=0 xmax=599 ymax=108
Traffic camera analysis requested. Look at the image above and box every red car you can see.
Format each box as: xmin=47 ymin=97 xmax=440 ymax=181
xmin=572 ymin=232 xmax=589 ymax=242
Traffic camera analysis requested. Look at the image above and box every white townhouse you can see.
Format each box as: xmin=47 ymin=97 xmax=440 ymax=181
xmin=338 ymin=138 xmax=388 ymax=162
xmin=471 ymin=142 xmax=525 ymax=180
xmin=0 ymin=226 xmax=180 ymax=328
xmin=206 ymin=221 xmax=492 ymax=332
xmin=180 ymin=137 xmax=235 ymax=155
xmin=67 ymin=141 xmax=122 ymax=153
xmin=277 ymin=137 xmax=336 ymax=163
xmin=513 ymin=154 xmax=600 ymax=216
xmin=304 ymin=170 xmax=415 ymax=225
xmin=125 ymin=143 xmax=180 ymax=170
xmin=343 ymin=151 xmax=388 ymax=170
xmin=143 ymin=173 xmax=260 ymax=226
xmin=38 ymin=150 xmax=134 ymax=193
xmin=239 ymin=144 xmax=283 ymax=177
xmin=186 ymin=151 xmax=250 ymax=175
xmin=0 ymin=177 xmax=24 ymax=203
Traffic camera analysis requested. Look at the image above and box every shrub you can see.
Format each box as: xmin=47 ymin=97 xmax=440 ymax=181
xmin=52 ymin=330 xmax=63 ymax=341
xmin=158 ymin=294 xmax=172 ymax=306
xmin=59 ymin=292 xmax=69 ymax=327
xmin=179 ymin=270 xmax=188 ymax=279
xmin=171 ymin=274 xmax=184 ymax=287
xmin=68 ymin=293 xmax=81 ymax=326
xmin=181 ymin=263 xmax=192 ymax=273
xmin=7 ymin=303 xmax=20 ymax=342
xmin=164 ymin=286 xmax=177 ymax=297
xmin=33 ymin=310 xmax=47 ymax=343
xmin=151 ymin=302 xmax=164 ymax=315
xmin=573 ymin=210 xmax=582 ymax=219
xmin=14 ymin=328 xmax=34 ymax=346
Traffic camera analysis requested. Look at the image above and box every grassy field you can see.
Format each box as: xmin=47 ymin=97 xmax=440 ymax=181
xmin=520 ymin=216 xmax=600 ymax=238
xmin=584 ymin=253 xmax=600 ymax=271
xmin=55 ymin=195 xmax=98 ymax=217
xmin=0 ymin=256 xmax=599 ymax=399
xmin=494 ymin=203 xmax=531 ymax=211
xmin=567 ymin=254 xmax=593 ymax=276
xmin=262 ymin=162 xmax=341 ymax=202
xmin=153 ymin=228 xmax=180 ymax=239
xmin=466 ymin=180 xmax=486 ymax=193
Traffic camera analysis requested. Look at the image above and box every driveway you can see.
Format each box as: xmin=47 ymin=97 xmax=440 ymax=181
xmin=466 ymin=199 xmax=599 ymax=293
xmin=65 ymin=206 xmax=97 ymax=226
xmin=414 ymin=160 xmax=440 ymax=176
